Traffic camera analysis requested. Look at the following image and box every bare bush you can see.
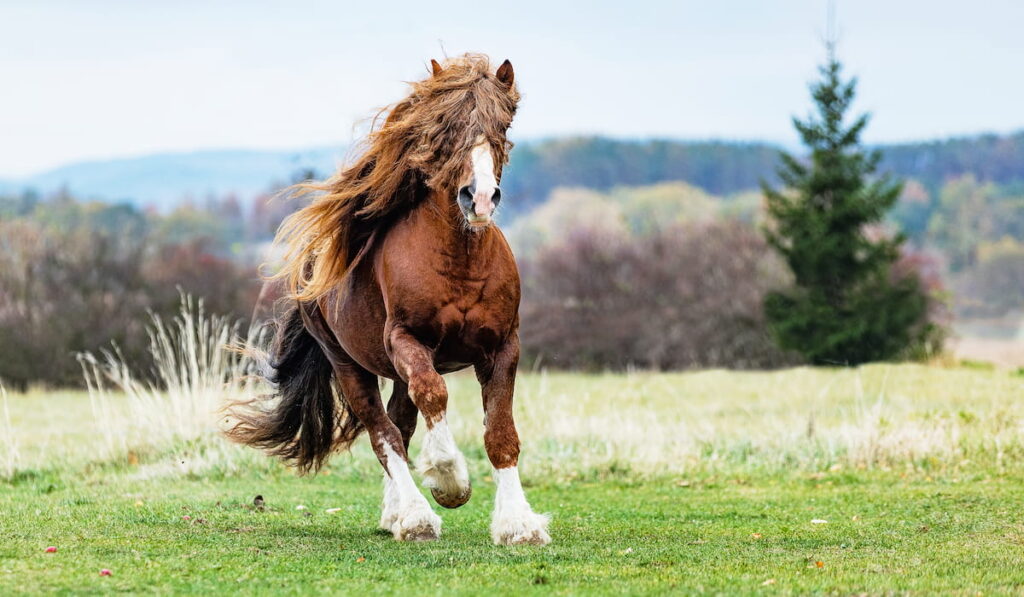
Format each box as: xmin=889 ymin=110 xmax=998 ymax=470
xmin=519 ymin=221 xmax=798 ymax=370
xmin=953 ymin=240 xmax=1024 ymax=318
xmin=0 ymin=220 xmax=261 ymax=389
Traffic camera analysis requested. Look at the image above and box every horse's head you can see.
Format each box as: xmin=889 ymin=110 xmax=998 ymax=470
xmin=454 ymin=60 xmax=515 ymax=228
xmin=404 ymin=55 xmax=518 ymax=229
xmin=457 ymin=132 xmax=504 ymax=228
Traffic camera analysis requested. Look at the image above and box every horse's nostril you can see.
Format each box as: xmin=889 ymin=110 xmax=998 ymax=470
xmin=492 ymin=186 xmax=502 ymax=206
xmin=458 ymin=185 xmax=474 ymax=209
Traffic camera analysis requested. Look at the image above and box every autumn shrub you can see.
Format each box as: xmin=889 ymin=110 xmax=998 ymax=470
xmin=0 ymin=219 xmax=261 ymax=389
xmin=954 ymin=239 xmax=1024 ymax=318
xmin=518 ymin=220 xmax=797 ymax=370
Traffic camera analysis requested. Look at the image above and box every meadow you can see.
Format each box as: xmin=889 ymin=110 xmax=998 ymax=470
xmin=3 ymin=346 xmax=1024 ymax=594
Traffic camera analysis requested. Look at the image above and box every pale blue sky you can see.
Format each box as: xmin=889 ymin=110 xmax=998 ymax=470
xmin=1 ymin=0 xmax=1022 ymax=177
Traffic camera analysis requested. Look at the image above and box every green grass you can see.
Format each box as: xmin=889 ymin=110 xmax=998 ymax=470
xmin=2 ymin=365 xmax=1024 ymax=594
xmin=2 ymin=470 xmax=1023 ymax=594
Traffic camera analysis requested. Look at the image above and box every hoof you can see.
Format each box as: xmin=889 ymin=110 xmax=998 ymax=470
xmin=392 ymin=505 xmax=442 ymax=542
xmin=492 ymin=511 xmax=551 ymax=546
xmin=431 ymin=484 xmax=472 ymax=509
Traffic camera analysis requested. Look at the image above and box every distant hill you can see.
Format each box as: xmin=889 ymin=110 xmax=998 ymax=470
xmin=879 ymin=131 xmax=1024 ymax=193
xmin=2 ymin=131 xmax=1022 ymax=211
xmin=501 ymin=138 xmax=780 ymax=214
xmin=0 ymin=147 xmax=348 ymax=210
xmin=501 ymin=132 xmax=1024 ymax=214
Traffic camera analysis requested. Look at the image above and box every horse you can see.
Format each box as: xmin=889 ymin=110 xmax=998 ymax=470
xmin=226 ymin=54 xmax=550 ymax=546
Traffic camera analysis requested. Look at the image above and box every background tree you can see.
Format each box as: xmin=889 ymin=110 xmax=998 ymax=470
xmin=762 ymin=47 xmax=938 ymax=365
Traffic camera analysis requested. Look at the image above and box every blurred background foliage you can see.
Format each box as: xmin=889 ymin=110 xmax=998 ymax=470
xmin=2 ymin=128 xmax=1024 ymax=387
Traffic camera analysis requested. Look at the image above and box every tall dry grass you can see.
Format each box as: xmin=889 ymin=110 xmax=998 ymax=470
xmin=75 ymin=295 xmax=268 ymax=475
xmin=0 ymin=382 xmax=20 ymax=477
xmin=441 ymin=366 xmax=1024 ymax=479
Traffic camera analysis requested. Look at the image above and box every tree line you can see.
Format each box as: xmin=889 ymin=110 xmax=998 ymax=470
xmin=499 ymin=132 xmax=1024 ymax=216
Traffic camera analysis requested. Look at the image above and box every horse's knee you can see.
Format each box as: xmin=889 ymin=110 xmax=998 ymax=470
xmin=407 ymin=371 xmax=447 ymax=423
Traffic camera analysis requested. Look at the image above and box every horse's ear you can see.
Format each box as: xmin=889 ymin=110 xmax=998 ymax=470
xmin=430 ymin=59 xmax=443 ymax=77
xmin=496 ymin=59 xmax=514 ymax=88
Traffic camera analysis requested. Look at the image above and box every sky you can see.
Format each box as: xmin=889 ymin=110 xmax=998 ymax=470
xmin=1 ymin=0 xmax=1022 ymax=177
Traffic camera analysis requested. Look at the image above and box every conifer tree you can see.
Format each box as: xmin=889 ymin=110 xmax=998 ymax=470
xmin=762 ymin=47 xmax=933 ymax=364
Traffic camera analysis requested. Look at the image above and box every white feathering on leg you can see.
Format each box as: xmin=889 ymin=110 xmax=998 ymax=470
xmin=382 ymin=443 xmax=441 ymax=541
xmin=417 ymin=417 xmax=471 ymax=508
xmin=491 ymin=466 xmax=551 ymax=546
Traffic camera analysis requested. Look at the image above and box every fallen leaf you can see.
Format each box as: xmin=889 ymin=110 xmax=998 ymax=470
xmin=356 ymin=557 xmax=366 ymax=563
xmin=761 ymin=579 xmax=776 ymax=586
xmin=325 ymin=508 xmax=342 ymax=514
xmin=99 ymin=569 xmax=112 ymax=577
xmin=44 ymin=546 xmax=57 ymax=553
xmin=182 ymin=515 xmax=191 ymax=521
xmin=134 ymin=500 xmax=144 ymax=507
xmin=751 ymin=533 xmax=763 ymax=539
xmin=815 ymin=561 xmax=824 ymax=568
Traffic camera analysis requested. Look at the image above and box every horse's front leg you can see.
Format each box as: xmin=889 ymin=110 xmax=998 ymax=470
xmin=477 ymin=337 xmax=551 ymax=546
xmin=388 ymin=326 xmax=471 ymax=509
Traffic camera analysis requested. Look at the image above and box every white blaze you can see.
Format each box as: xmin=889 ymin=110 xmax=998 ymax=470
xmin=469 ymin=136 xmax=498 ymax=219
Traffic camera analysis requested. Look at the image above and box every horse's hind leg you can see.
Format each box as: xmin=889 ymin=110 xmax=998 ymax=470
xmin=388 ymin=327 xmax=471 ymax=509
xmin=477 ymin=338 xmax=550 ymax=546
xmin=386 ymin=380 xmax=418 ymax=451
xmin=333 ymin=360 xmax=441 ymax=541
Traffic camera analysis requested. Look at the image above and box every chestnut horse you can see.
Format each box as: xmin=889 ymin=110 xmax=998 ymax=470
xmin=227 ymin=54 xmax=550 ymax=545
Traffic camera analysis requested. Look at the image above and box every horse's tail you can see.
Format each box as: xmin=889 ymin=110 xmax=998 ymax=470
xmin=224 ymin=302 xmax=364 ymax=474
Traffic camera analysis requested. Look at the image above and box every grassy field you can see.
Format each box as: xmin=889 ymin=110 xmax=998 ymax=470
xmin=2 ymin=365 xmax=1024 ymax=594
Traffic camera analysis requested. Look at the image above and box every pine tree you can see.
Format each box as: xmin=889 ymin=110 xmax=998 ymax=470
xmin=762 ymin=47 xmax=934 ymax=365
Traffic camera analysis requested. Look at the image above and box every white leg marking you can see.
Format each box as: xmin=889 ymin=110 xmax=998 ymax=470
xmin=491 ymin=466 xmax=551 ymax=546
xmin=382 ymin=443 xmax=441 ymax=541
xmin=379 ymin=471 xmax=401 ymax=531
xmin=417 ymin=417 xmax=471 ymax=508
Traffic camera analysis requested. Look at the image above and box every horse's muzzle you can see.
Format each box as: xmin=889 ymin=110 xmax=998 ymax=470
xmin=458 ymin=184 xmax=501 ymax=226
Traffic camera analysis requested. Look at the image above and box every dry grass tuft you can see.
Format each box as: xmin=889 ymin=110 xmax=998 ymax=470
xmin=0 ymin=382 xmax=20 ymax=477
xmin=74 ymin=295 xmax=267 ymax=473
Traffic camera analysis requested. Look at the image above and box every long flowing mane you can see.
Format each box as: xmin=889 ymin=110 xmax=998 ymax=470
xmin=272 ymin=53 xmax=520 ymax=303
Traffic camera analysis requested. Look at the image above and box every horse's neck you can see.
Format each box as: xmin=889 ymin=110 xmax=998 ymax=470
xmin=418 ymin=191 xmax=500 ymax=265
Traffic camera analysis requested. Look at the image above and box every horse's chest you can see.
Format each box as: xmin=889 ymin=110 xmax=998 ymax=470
xmin=392 ymin=275 xmax=505 ymax=356
xmin=435 ymin=280 xmax=508 ymax=344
